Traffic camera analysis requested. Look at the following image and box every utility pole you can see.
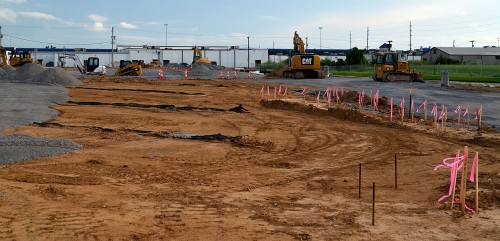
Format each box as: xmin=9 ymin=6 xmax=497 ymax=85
xmin=453 ymin=40 xmax=455 ymax=47
xmin=366 ymin=27 xmax=369 ymax=51
xmin=0 ymin=26 xmax=3 ymax=47
xmin=319 ymin=27 xmax=323 ymax=49
xmin=164 ymin=24 xmax=168 ymax=46
xmin=111 ymin=27 xmax=115 ymax=67
xmin=273 ymin=40 xmax=275 ymax=49
xmin=247 ymin=36 xmax=250 ymax=69
xmin=349 ymin=31 xmax=352 ymax=49
xmin=409 ymin=21 xmax=412 ymax=52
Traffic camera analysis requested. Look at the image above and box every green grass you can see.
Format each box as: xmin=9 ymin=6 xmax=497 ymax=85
xmin=330 ymin=64 xmax=500 ymax=83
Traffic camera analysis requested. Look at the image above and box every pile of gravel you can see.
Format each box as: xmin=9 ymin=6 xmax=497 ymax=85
xmin=34 ymin=67 xmax=82 ymax=86
xmin=8 ymin=63 xmax=45 ymax=80
xmin=0 ymin=65 xmax=15 ymax=79
xmin=2 ymin=63 xmax=82 ymax=86
xmin=0 ymin=134 xmax=81 ymax=164
xmin=1 ymin=65 xmax=15 ymax=73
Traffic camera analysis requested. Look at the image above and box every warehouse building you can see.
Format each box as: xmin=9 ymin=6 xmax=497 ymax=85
xmin=422 ymin=47 xmax=500 ymax=64
xmin=8 ymin=46 xmax=269 ymax=69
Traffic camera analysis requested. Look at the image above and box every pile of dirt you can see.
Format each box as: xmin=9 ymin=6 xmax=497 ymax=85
xmin=265 ymin=66 xmax=289 ymax=78
xmin=3 ymin=64 xmax=82 ymax=86
xmin=260 ymin=99 xmax=383 ymax=125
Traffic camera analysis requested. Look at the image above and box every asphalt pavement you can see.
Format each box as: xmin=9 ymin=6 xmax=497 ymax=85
xmin=251 ymin=76 xmax=500 ymax=129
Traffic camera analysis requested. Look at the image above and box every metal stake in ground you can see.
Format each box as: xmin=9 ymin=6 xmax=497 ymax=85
xmin=372 ymin=182 xmax=375 ymax=226
xmin=394 ymin=153 xmax=398 ymax=189
xmin=358 ymin=163 xmax=362 ymax=198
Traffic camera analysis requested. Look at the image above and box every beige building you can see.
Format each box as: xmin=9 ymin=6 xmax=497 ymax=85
xmin=422 ymin=47 xmax=500 ymax=64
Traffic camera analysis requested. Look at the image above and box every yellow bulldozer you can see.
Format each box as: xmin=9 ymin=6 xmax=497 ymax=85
xmin=372 ymin=43 xmax=423 ymax=82
xmin=114 ymin=60 xmax=142 ymax=76
xmin=192 ymin=46 xmax=210 ymax=64
xmin=9 ymin=49 xmax=33 ymax=67
xmin=272 ymin=31 xmax=325 ymax=79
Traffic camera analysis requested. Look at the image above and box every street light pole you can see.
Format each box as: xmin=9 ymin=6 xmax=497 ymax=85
xmin=319 ymin=27 xmax=323 ymax=49
xmin=164 ymin=24 xmax=168 ymax=47
xmin=247 ymin=36 xmax=250 ymax=69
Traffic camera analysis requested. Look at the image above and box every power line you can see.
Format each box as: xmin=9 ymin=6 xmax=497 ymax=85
xmin=3 ymin=34 xmax=111 ymax=46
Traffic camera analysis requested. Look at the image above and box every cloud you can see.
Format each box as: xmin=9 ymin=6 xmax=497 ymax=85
xmin=0 ymin=8 xmax=16 ymax=23
xmin=18 ymin=11 xmax=57 ymax=21
xmin=88 ymin=14 xmax=107 ymax=23
xmin=120 ymin=22 xmax=138 ymax=29
xmin=87 ymin=14 xmax=108 ymax=32
xmin=0 ymin=0 xmax=27 ymax=3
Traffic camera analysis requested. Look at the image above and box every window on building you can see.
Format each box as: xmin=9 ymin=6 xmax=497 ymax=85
xmin=496 ymin=56 xmax=500 ymax=60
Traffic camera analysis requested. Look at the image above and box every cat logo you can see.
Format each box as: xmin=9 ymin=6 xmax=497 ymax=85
xmin=301 ymin=57 xmax=313 ymax=65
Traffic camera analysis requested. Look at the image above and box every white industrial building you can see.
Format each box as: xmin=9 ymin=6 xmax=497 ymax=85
xmin=15 ymin=46 xmax=269 ymax=69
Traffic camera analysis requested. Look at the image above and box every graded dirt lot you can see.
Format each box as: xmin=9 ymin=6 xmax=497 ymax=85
xmin=0 ymin=76 xmax=499 ymax=240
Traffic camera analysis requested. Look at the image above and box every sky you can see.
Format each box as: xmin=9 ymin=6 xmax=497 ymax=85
xmin=1 ymin=0 xmax=499 ymax=51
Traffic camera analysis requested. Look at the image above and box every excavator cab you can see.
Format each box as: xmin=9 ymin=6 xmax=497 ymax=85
xmin=86 ymin=57 xmax=100 ymax=72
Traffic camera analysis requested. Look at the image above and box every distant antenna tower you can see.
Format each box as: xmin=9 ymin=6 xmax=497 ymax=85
xmin=387 ymin=40 xmax=393 ymax=51
xmin=470 ymin=40 xmax=475 ymax=47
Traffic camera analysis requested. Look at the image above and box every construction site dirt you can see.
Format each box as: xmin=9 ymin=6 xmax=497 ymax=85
xmin=0 ymin=73 xmax=499 ymax=240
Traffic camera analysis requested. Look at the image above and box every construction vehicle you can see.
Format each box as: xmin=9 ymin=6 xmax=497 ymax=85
xmin=0 ymin=47 xmax=8 ymax=66
xmin=372 ymin=42 xmax=423 ymax=82
xmin=57 ymin=54 xmax=105 ymax=75
xmin=271 ymin=31 xmax=325 ymax=79
xmin=114 ymin=60 xmax=142 ymax=76
xmin=192 ymin=46 xmax=210 ymax=64
xmin=9 ymin=49 xmax=33 ymax=67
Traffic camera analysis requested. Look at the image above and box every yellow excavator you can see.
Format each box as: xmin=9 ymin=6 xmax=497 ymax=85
xmin=9 ymin=49 xmax=33 ymax=67
xmin=114 ymin=60 xmax=142 ymax=76
xmin=372 ymin=43 xmax=423 ymax=82
xmin=273 ymin=31 xmax=325 ymax=79
xmin=192 ymin=46 xmax=210 ymax=64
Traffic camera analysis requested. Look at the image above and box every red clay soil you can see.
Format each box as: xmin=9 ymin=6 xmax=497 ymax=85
xmin=0 ymin=77 xmax=498 ymax=240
